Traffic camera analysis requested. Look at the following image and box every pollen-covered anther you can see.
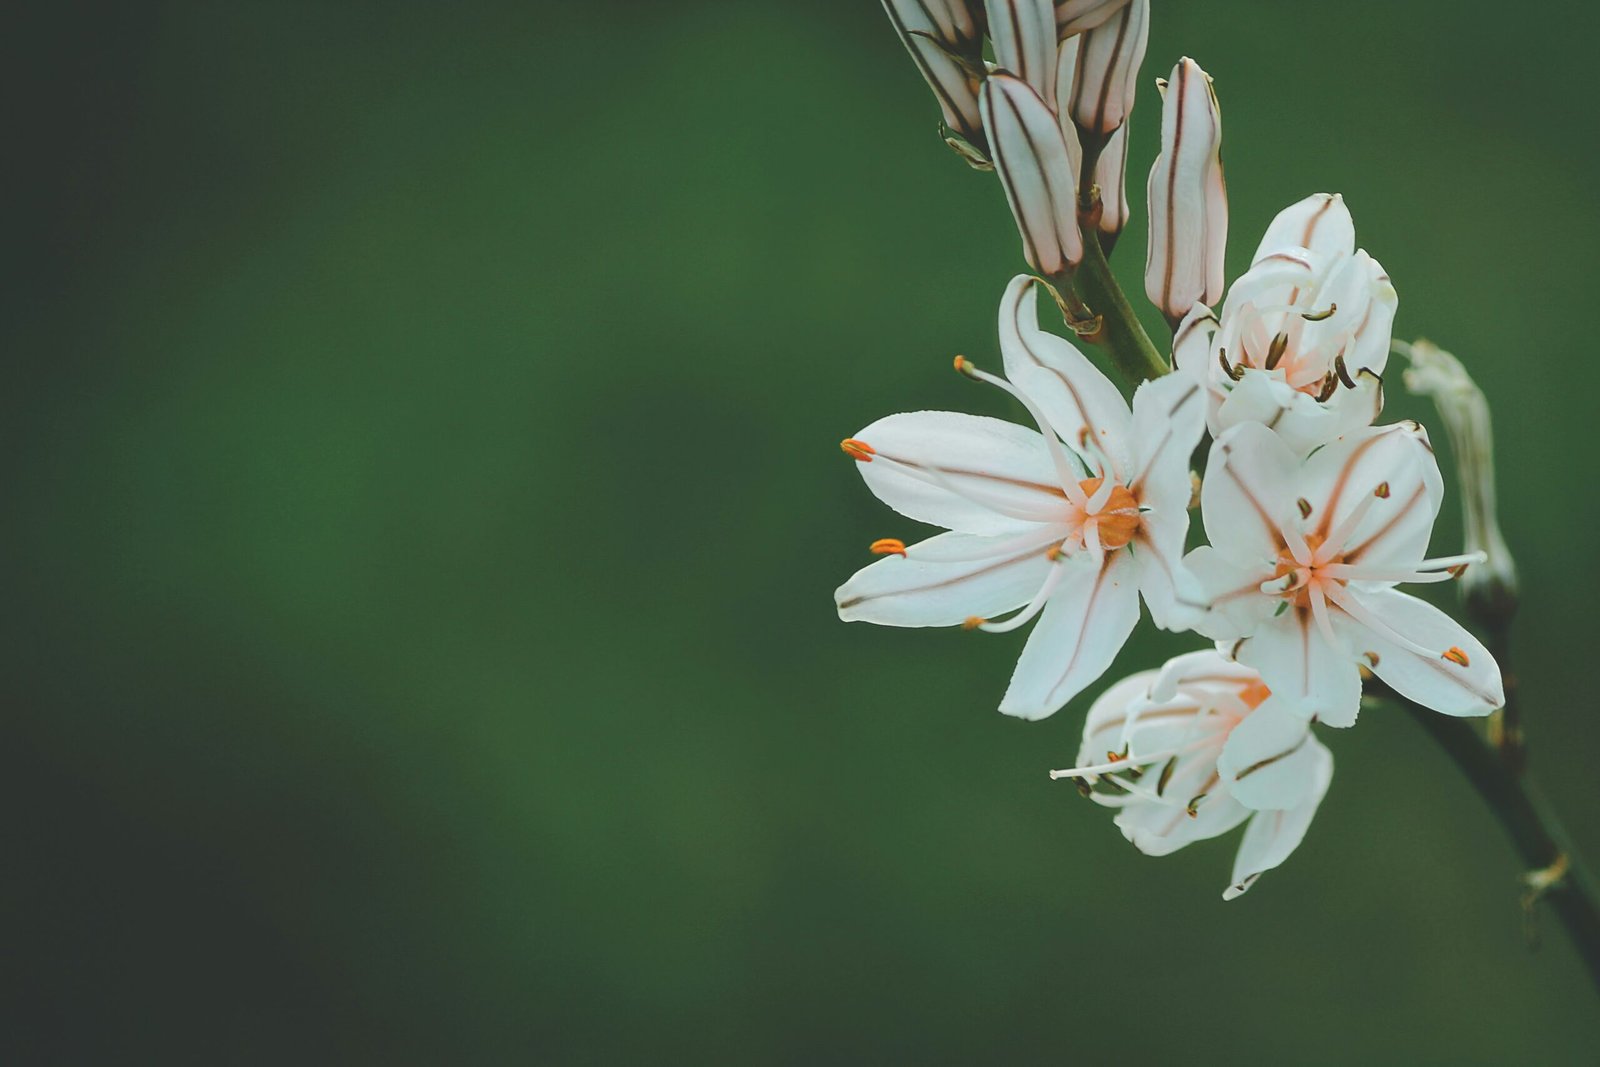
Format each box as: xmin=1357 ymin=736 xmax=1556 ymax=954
xmin=1078 ymin=478 xmax=1141 ymax=549
xmin=1362 ymin=651 xmax=1381 ymax=668
xmin=1296 ymin=497 xmax=1313 ymax=519
xmin=1442 ymin=646 xmax=1471 ymax=667
xmin=1301 ymin=302 xmax=1337 ymax=322
xmin=962 ymin=616 xmax=986 ymax=631
xmin=869 ymin=538 xmax=907 ymax=557
xmin=952 ymin=354 xmax=978 ymax=378
xmin=1374 ymin=482 xmax=1391 ymax=499
xmin=1447 ymin=563 xmax=1469 ymax=578
xmin=840 ymin=438 xmax=875 ymax=462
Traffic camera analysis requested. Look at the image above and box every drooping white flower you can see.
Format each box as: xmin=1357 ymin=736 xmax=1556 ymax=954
xmin=985 ymin=0 xmax=1059 ymax=108
xmin=1054 ymin=0 xmax=1132 ymax=37
xmin=981 ymin=73 xmax=1083 ymax=277
xmin=1062 ymin=0 xmax=1147 ymax=140
xmin=1053 ymin=650 xmax=1333 ymax=899
xmin=882 ymin=0 xmax=989 ymax=155
xmin=1176 ymin=193 xmax=1398 ymax=455
xmin=1145 ymin=57 xmax=1227 ymax=328
xmin=1184 ymin=421 xmax=1505 ymax=727
xmin=835 ymin=275 xmax=1204 ymax=720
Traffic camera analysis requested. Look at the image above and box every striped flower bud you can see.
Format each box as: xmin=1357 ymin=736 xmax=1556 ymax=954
xmin=985 ymin=0 xmax=1059 ymax=108
xmin=1145 ymin=57 xmax=1227 ymax=327
xmin=1055 ymin=34 xmax=1130 ymax=245
xmin=1055 ymin=0 xmax=1132 ymax=38
xmin=980 ymin=73 xmax=1082 ymax=277
xmin=882 ymin=0 xmax=989 ymax=155
xmin=1064 ymin=0 xmax=1147 ymax=141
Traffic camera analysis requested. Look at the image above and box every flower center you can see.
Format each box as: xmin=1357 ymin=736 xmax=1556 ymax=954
xmin=1271 ymin=533 xmax=1329 ymax=607
xmin=1079 ymin=478 xmax=1140 ymax=550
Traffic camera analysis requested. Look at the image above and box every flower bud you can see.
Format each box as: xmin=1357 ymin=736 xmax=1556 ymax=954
xmin=1064 ymin=0 xmax=1147 ymax=141
xmin=882 ymin=0 xmax=989 ymax=155
xmin=980 ymin=73 xmax=1083 ymax=277
xmin=1055 ymin=0 xmax=1132 ymax=37
xmin=985 ymin=0 xmax=1059 ymax=108
xmin=1054 ymin=36 xmax=1128 ymax=243
xmin=1145 ymin=57 xmax=1227 ymax=327
xmin=1400 ymin=339 xmax=1518 ymax=617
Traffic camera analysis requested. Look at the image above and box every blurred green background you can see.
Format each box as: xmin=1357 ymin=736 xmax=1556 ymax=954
xmin=5 ymin=1 xmax=1598 ymax=1061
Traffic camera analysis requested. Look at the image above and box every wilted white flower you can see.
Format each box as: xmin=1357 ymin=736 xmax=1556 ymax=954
xmin=1145 ymin=57 xmax=1227 ymax=327
xmin=1184 ymin=421 xmax=1504 ymax=727
xmin=882 ymin=0 xmax=989 ymax=154
xmin=1053 ymin=650 xmax=1334 ymax=899
xmin=981 ymin=74 xmax=1083 ymax=277
xmin=1178 ymin=193 xmax=1398 ymax=455
xmin=835 ymin=275 xmax=1204 ymax=720
xmin=1062 ymin=0 xmax=1147 ymax=140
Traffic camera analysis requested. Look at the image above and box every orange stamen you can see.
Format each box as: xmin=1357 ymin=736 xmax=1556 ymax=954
xmin=962 ymin=616 xmax=985 ymax=631
xmin=840 ymin=438 xmax=875 ymax=462
xmin=1078 ymin=478 xmax=1141 ymax=549
xmin=1238 ymin=679 xmax=1273 ymax=710
xmin=869 ymin=538 xmax=907 ymax=557
xmin=1442 ymin=646 xmax=1470 ymax=667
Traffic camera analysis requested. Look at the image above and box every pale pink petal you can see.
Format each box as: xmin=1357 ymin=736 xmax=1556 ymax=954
xmin=1346 ymin=587 xmax=1504 ymax=717
xmin=1235 ymin=608 xmax=1363 ymax=727
xmin=1212 ymin=368 xmax=1343 ymax=455
xmin=1251 ymin=192 xmax=1355 ymax=265
xmin=835 ymin=529 xmax=1061 ymax=627
xmin=1223 ymin=738 xmax=1332 ymax=899
xmin=1201 ymin=421 xmax=1299 ymax=567
xmin=1300 ymin=422 xmax=1442 ymax=572
xmin=998 ymin=551 xmax=1141 ymax=719
xmin=1182 ymin=545 xmax=1276 ymax=640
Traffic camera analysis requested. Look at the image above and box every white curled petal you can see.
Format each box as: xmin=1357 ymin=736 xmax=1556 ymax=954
xmin=835 ymin=529 xmax=1060 ymax=627
xmin=1251 ymin=193 xmax=1355 ymax=264
xmin=852 ymin=411 xmax=1069 ymax=534
xmin=985 ymin=0 xmax=1058 ymax=106
xmin=998 ymin=275 xmax=1133 ymax=474
xmin=1201 ymin=422 xmax=1299 ymax=566
xmin=1236 ymin=608 xmax=1362 ymax=728
xmin=1223 ymin=737 xmax=1332 ymax=899
xmin=1301 ymin=422 xmax=1442 ymax=570
xmin=982 ymin=76 xmax=1083 ymax=276
xmin=1343 ymin=254 xmax=1398 ymax=377
xmin=1172 ymin=302 xmax=1218 ymax=381
xmin=1217 ymin=698 xmax=1320 ymax=810
xmin=1347 ymin=588 xmax=1504 ymax=717
xmin=1182 ymin=545 xmax=1275 ymax=640
xmin=1212 ymin=369 xmax=1343 ymax=455
xmin=998 ymin=551 xmax=1141 ymax=719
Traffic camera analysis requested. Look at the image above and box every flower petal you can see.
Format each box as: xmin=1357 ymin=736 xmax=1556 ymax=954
xmin=1115 ymin=764 xmax=1249 ymax=856
xmin=981 ymin=76 xmax=1082 ymax=276
xmin=1217 ymin=698 xmax=1320 ymax=810
xmin=1182 ymin=544 xmax=1275 ymax=640
xmin=1056 ymin=0 xmax=1132 ymax=36
xmin=1066 ymin=0 xmax=1148 ymax=137
xmin=998 ymin=551 xmax=1141 ymax=719
xmin=1251 ymin=192 xmax=1355 ymax=265
xmin=851 ymin=411 xmax=1069 ymax=535
xmin=1235 ymin=608 xmax=1362 ymax=727
xmin=998 ymin=274 xmax=1133 ymax=476
xmin=1212 ymin=368 xmax=1344 ymax=456
xmin=835 ymin=529 xmax=1061 ymax=627
xmin=1346 ymin=587 xmax=1504 ymax=716
xmin=1301 ymin=422 xmax=1442 ymax=571
xmin=1223 ymin=737 xmax=1332 ymax=899
xmin=1201 ymin=421 xmax=1299 ymax=566
xmin=1145 ymin=57 xmax=1227 ymax=324
xmin=985 ymin=0 xmax=1059 ymax=106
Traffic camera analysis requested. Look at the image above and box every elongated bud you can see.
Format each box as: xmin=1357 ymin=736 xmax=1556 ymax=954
xmin=981 ymin=73 xmax=1082 ymax=277
xmin=1145 ymin=58 xmax=1227 ymax=328
xmin=882 ymin=0 xmax=989 ymax=156
xmin=1058 ymin=37 xmax=1129 ymax=242
xmin=1400 ymin=339 xmax=1518 ymax=619
xmin=1065 ymin=0 xmax=1147 ymax=141
xmin=985 ymin=0 xmax=1058 ymax=108
xmin=1055 ymin=0 xmax=1132 ymax=37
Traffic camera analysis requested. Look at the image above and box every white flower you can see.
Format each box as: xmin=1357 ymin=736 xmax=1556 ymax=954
xmin=1062 ymin=0 xmax=1147 ymax=140
xmin=835 ymin=275 xmax=1204 ymax=720
xmin=981 ymin=73 xmax=1083 ymax=277
xmin=1184 ymin=420 xmax=1505 ymax=727
xmin=1177 ymin=193 xmax=1398 ymax=455
xmin=1145 ymin=57 xmax=1227 ymax=328
xmin=1053 ymin=650 xmax=1334 ymax=899
xmin=881 ymin=0 xmax=989 ymax=154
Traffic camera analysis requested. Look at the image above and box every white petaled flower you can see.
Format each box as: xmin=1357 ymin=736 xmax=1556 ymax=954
xmin=1184 ymin=421 xmax=1505 ymax=727
xmin=1053 ymin=650 xmax=1333 ymax=900
xmin=1178 ymin=193 xmax=1399 ymax=455
xmin=985 ymin=0 xmax=1059 ymax=108
xmin=1063 ymin=0 xmax=1147 ymax=140
xmin=981 ymin=74 xmax=1083 ymax=277
xmin=1055 ymin=0 xmax=1132 ymax=37
xmin=882 ymin=0 xmax=989 ymax=154
xmin=834 ymin=275 xmax=1204 ymax=720
xmin=1145 ymin=57 xmax=1227 ymax=328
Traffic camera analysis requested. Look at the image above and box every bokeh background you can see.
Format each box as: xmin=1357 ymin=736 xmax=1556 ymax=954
xmin=6 ymin=1 xmax=1599 ymax=1061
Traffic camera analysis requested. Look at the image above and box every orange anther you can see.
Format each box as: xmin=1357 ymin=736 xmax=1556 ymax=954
xmin=1374 ymin=482 xmax=1391 ymax=499
xmin=840 ymin=438 xmax=875 ymax=462
xmin=869 ymin=538 xmax=907 ymax=557
xmin=962 ymin=616 xmax=986 ymax=631
xmin=953 ymin=354 xmax=974 ymax=375
xmin=1045 ymin=545 xmax=1065 ymax=562
xmin=1442 ymin=646 xmax=1470 ymax=667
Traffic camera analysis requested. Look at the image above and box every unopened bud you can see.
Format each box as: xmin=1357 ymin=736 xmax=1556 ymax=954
xmin=882 ymin=0 xmax=989 ymax=157
xmin=1400 ymin=339 xmax=1519 ymax=619
xmin=985 ymin=0 xmax=1058 ymax=108
xmin=1054 ymin=39 xmax=1130 ymax=243
xmin=980 ymin=73 xmax=1083 ymax=276
xmin=1064 ymin=0 xmax=1147 ymax=141
xmin=1145 ymin=57 xmax=1227 ymax=328
xmin=1054 ymin=0 xmax=1132 ymax=37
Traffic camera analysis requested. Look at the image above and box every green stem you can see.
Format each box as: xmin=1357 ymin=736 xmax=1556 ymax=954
xmin=1073 ymin=234 xmax=1169 ymax=384
xmin=1385 ymin=691 xmax=1600 ymax=993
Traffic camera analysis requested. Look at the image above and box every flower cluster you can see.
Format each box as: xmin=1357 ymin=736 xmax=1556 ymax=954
xmin=844 ymin=0 xmax=1505 ymax=898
